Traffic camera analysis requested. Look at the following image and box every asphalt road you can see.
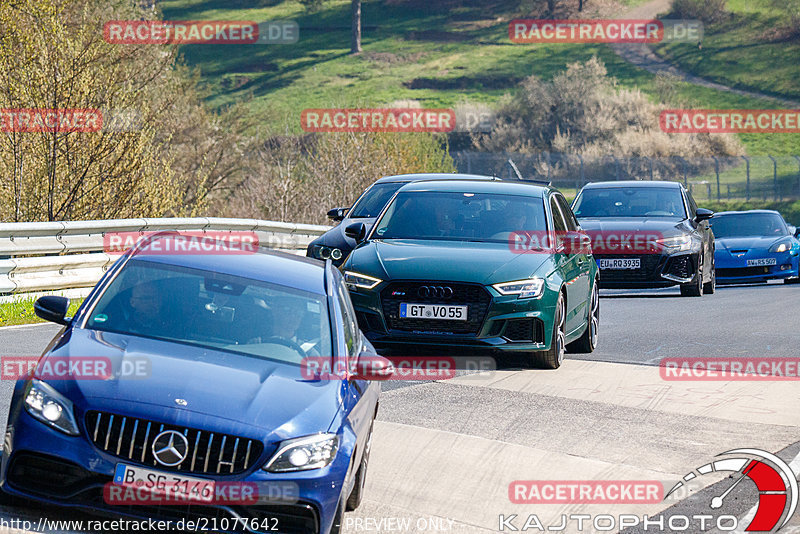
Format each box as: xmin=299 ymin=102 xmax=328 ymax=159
xmin=0 ymin=282 xmax=798 ymax=533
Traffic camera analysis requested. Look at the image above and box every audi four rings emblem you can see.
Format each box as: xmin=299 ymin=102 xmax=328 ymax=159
xmin=417 ymin=286 xmax=454 ymax=299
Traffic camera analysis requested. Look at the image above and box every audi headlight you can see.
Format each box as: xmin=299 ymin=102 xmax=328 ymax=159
xmin=24 ymin=379 xmax=79 ymax=436
xmin=263 ymin=433 xmax=339 ymax=472
xmin=344 ymin=271 xmax=382 ymax=290
xmin=492 ymin=278 xmax=545 ymax=299
xmin=769 ymin=239 xmax=793 ymax=253
xmin=657 ymin=235 xmax=696 ymax=252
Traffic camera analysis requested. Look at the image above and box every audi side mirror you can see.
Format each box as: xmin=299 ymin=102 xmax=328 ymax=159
xmin=34 ymin=296 xmax=70 ymax=326
xmin=327 ymin=207 xmax=348 ymax=222
xmin=695 ymin=208 xmax=714 ymax=223
xmin=344 ymin=222 xmax=367 ymax=244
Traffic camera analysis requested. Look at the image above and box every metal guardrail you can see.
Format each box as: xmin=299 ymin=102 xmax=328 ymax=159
xmin=0 ymin=217 xmax=331 ymax=296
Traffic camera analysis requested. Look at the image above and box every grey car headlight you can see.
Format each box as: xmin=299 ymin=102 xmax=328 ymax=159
xmin=24 ymin=379 xmax=80 ymax=436
xmin=263 ymin=433 xmax=339 ymax=472
xmin=657 ymin=235 xmax=698 ymax=252
xmin=493 ymin=278 xmax=545 ymax=299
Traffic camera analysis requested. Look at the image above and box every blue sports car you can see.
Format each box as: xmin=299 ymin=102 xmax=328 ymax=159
xmin=710 ymin=210 xmax=800 ymax=284
xmin=0 ymin=235 xmax=390 ymax=534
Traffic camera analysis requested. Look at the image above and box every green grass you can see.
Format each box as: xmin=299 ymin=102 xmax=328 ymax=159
xmin=653 ymin=0 xmax=800 ymax=103
xmin=160 ymin=0 xmax=800 ymax=156
xmin=0 ymin=297 xmax=83 ymax=327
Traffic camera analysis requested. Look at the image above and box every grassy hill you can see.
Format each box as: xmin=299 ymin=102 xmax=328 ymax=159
xmin=653 ymin=0 xmax=800 ymax=104
xmin=160 ymin=0 xmax=800 ymax=155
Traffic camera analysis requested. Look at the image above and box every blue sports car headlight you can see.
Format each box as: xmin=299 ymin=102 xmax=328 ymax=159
xmin=24 ymin=379 xmax=80 ymax=436
xmin=769 ymin=238 xmax=794 ymax=253
xmin=263 ymin=433 xmax=339 ymax=472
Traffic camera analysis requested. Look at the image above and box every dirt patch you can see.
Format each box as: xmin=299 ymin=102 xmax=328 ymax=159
xmin=363 ymin=51 xmax=428 ymax=64
xmin=237 ymin=62 xmax=279 ymax=73
xmin=404 ymin=30 xmax=474 ymax=42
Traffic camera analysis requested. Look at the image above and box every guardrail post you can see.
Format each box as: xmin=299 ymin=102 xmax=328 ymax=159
xmin=741 ymin=156 xmax=750 ymax=200
xmin=768 ymin=155 xmax=779 ymax=201
xmin=681 ymin=157 xmax=688 ymax=187
xmin=712 ymin=157 xmax=720 ymax=201
xmin=794 ymin=155 xmax=800 ymax=196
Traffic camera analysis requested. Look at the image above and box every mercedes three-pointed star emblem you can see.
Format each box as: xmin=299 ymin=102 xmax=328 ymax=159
xmin=151 ymin=430 xmax=189 ymax=466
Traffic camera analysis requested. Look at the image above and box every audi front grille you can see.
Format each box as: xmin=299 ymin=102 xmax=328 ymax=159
xmin=85 ymin=411 xmax=265 ymax=476
xmin=380 ymin=281 xmax=492 ymax=335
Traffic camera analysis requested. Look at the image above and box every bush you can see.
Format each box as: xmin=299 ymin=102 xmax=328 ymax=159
xmin=474 ymin=57 xmax=742 ymax=158
xmin=670 ymin=0 xmax=729 ymax=24
xmin=225 ymin=131 xmax=455 ymax=225
xmin=472 ymin=57 xmax=742 ymax=182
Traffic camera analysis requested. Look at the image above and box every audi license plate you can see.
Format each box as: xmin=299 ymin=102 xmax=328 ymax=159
xmin=400 ymin=303 xmax=467 ymax=321
xmin=114 ymin=463 xmax=215 ymax=502
xmin=746 ymin=258 xmax=777 ymax=267
xmin=598 ymin=258 xmax=641 ymax=270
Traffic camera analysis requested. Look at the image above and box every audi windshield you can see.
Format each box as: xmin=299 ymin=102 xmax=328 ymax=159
xmin=372 ymin=191 xmax=547 ymax=242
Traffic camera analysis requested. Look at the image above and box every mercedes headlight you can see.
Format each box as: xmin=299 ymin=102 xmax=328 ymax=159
xmin=263 ymin=433 xmax=339 ymax=472
xmin=769 ymin=239 xmax=794 ymax=253
xmin=344 ymin=271 xmax=382 ymax=290
xmin=492 ymin=278 xmax=545 ymax=299
xmin=312 ymin=245 xmax=343 ymax=261
xmin=24 ymin=379 xmax=80 ymax=436
xmin=657 ymin=235 xmax=697 ymax=252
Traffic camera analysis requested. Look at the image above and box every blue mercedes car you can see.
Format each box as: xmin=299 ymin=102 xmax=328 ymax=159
xmin=0 ymin=235 xmax=391 ymax=534
xmin=710 ymin=210 xmax=800 ymax=284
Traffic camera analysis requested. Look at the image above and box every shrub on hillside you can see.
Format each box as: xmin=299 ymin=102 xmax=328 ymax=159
xmin=472 ymin=57 xmax=742 ymax=182
xmin=670 ymin=0 xmax=729 ymax=23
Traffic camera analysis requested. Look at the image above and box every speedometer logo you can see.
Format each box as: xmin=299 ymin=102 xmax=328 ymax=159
xmin=667 ymin=448 xmax=798 ymax=532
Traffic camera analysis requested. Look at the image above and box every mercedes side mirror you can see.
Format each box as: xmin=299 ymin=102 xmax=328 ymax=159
xmin=34 ymin=296 xmax=70 ymax=325
xmin=351 ymin=351 xmax=395 ymax=381
xmin=344 ymin=222 xmax=368 ymax=244
xmin=695 ymin=208 xmax=714 ymax=223
xmin=327 ymin=207 xmax=348 ymax=222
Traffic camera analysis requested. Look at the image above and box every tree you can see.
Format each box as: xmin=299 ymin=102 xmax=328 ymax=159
xmin=0 ymin=0 xmax=249 ymax=221
xmin=351 ymin=0 xmax=362 ymax=54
